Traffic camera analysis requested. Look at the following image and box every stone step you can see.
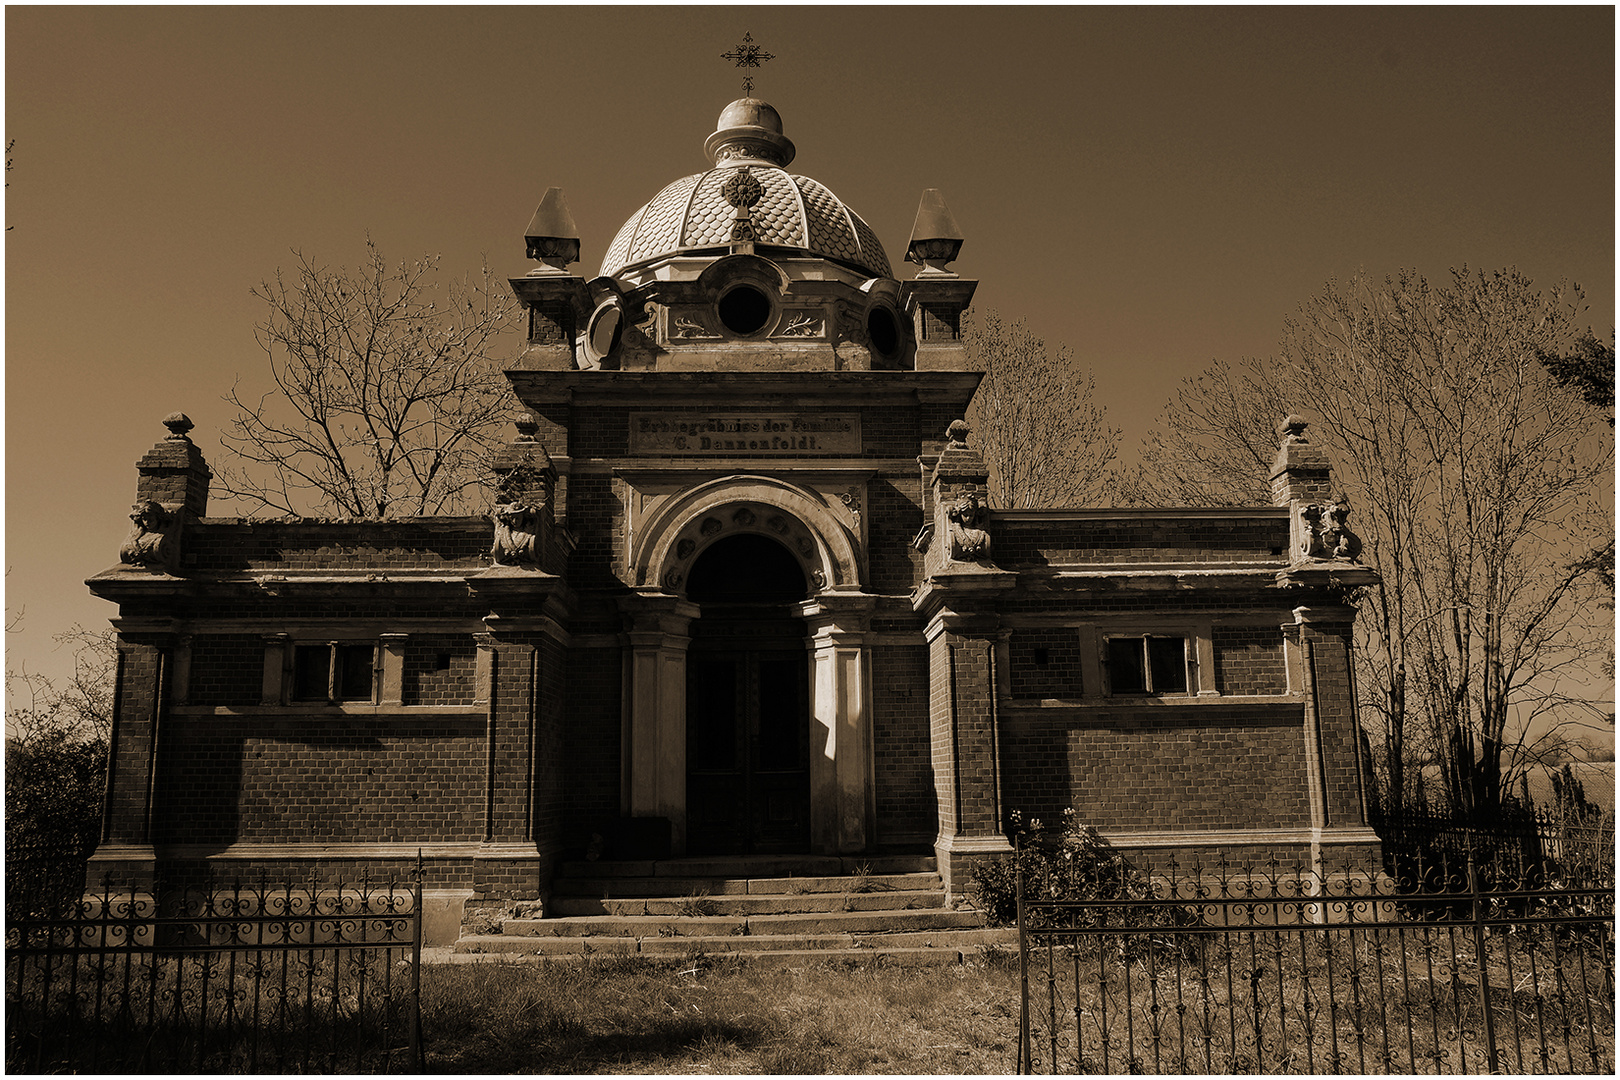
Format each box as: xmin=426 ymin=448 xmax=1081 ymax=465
xmin=499 ymin=907 xmax=984 ymax=939
xmin=552 ymin=871 xmax=941 ymax=898
xmin=445 ymin=944 xmax=995 ymax=967
xmin=453 ymin=926 xmax=1016 ymax=962
xmin=558 ymin=854 xmax=935 ymax=879
xmin=549 ymin=888 xmax=945 ymax=918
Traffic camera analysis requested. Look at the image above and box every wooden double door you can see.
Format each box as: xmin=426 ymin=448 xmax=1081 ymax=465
xmin=686 ymin=645 xmax=811 ymax=855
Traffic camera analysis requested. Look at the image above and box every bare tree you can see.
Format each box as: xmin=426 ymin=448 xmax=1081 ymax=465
xmin=217 ymin=240 xmax=523 ymax=518
xmin=964 ymin=308 xmax=1120 ymax=508
xmin=1130 ymin=268 xmax=1614 ymax=817
xmin=6 ymin=626 xmax=116 ymax=917
xmin=1110 ymin=356 xmax=1283 ymax=507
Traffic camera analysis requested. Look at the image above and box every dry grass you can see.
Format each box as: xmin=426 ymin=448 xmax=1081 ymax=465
xmin=420 ymin=954 xmax=1025 ymax=1074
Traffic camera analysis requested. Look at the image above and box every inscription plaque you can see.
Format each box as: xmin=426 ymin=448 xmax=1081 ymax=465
xmin=630 ymin=413 xmax=861 ymax=455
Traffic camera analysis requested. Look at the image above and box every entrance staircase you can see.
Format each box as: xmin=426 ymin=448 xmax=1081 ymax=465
xmin=453 ymin=854 xmax=1014 ymax=966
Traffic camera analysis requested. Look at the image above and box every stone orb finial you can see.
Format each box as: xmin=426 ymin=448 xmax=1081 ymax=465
xmin=514 ymin=414 xmax=538 ymax=441
xmin=1279 ymin=415 xmax=1309 ymax=442
xmin=163 ymin=412 xmax=195 ymax=440
xmin=946 ymin=420 xmax=971 ymax=446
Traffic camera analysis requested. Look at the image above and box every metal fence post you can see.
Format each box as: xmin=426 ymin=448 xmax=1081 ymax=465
xmin=410 ymin=850 xmax=424 ymax=1069
xmin=1468 ymin=845 xmax=1500 ymax=1074
xmin=1017 ymin=831 xmax=1031 ymax=1074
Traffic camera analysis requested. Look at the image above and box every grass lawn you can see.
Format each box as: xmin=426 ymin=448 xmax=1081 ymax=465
xmin=421 ymin=954 xmax=1026 ymax=1074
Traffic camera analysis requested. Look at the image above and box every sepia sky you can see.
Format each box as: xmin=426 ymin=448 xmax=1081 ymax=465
xmin=4 ymin=6 xmax=1614 ymax=693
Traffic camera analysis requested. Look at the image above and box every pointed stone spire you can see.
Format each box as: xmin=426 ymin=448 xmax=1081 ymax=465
xmin=906 ymin=189 xmax=964 ymax=277
xmin=524 ymin=187 xmax=580 ymax=275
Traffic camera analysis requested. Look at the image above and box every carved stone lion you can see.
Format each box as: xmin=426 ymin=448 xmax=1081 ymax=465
xmin=490 ymin=502 xmax=544 ymax=566
xmin=120 ymin=500 xmax=175 ymax=568
xmin=946 ymin=493 xmax=992 ymax=562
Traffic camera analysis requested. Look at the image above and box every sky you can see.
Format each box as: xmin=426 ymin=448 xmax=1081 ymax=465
xmin=4 ymin=6 xmax=1615 ymax=695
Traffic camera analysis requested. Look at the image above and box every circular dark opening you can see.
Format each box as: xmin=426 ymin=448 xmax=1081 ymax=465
xmin=866 ymin=306 xmax=900 ymax=358
xmin=717 ymin=286 xmax=773 ymax=335
xmin=588 ymin=306 xmax=621 ymax=359
xmin=687 ymin=533 xmax=808 ymax=603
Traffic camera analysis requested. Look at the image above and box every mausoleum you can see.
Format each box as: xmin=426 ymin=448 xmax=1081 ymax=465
xmin=87 ymin=96 xmax=1381 ymax=943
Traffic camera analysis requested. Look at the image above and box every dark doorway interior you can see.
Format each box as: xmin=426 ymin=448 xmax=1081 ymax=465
xmin=685 ymin=533 xmax=811 ymax=855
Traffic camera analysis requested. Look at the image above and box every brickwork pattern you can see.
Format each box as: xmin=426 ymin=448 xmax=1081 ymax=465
xmin=994 ymin=518 xmax=1288 ymax=567
xmin=1302 ymin=624 xmax=1368 ymax=827
xmin=402 ymin=635 xmax=478 ymax=706
xmin=185 ymin=521 xmax=488 ymax=574
xmin=1000 ymin=706 xmax=1310 ymax=830
xmin=151 ymin=716 xmax=485 ymax=845
xmin=866 ymin=476 xmax=926 ymax=594
xmin=560 ymin=646 xmax=623 ymax=852
xmin=529 ymin=302 xmax=574 ymax=347
xmin=1211 ymin=626 xmax=1289 ymax=695
xmin=1008 ymin=628 xmax=1086 ymax=700
xmin=484 ymin=641 xmax=534 ymax=848
xmin=184 ymin=598 xmax=489 ymax=622
xmin=870 ymin=643 xmax=934 ymax=841
xmin=947 ymin=636 xmax=1001 ymax=837
xmin=106 ymin=643 xmax=163 ymax=843
xmin=928 ymin=635 xmax=956 ymax=838
xmin=187 ymin=635 xmax=264 ymax=705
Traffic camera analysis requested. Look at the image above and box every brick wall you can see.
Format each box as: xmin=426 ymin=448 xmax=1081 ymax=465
xmin=1008 ymin=628 xmax=1085 ymax=700
xmin=561 ymin=645 xmax=623 ymax=851
xmin=151 ymin=716 xmax=485 ymax=845
xmin=1212 ymin=625 xmax=1288 ymax=695
xmin=871 ymin=643 xmax=934 ymax=842
xmin=928 ymin=635 xmax=956 ymax=838
xmin=999 ymin=706 xmax=1309 ymax=830
xmin=994 ymin=516 xmax=1288 ymax=567
xmin=188 ymin=634 xmax=264 ymax=705
xmin=403 ymin=635 xmax=478 ymax=706
xmin=185 ymin=520 xmax=488 ymax=574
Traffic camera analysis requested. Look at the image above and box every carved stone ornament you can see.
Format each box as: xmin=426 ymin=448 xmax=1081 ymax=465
xmin=766 ymin=515 xmax=789 ymax=534
xmin=811 ymin=568 xmax=827 ymax=590
xmin=663 ymin=568 xmax=685 ymax=590
xmin=1299 ymin=493 xmax=1363 ymax=562
xmin=671 ymin=308 xmax=723 ymax=339
xmin=120 ymin=500 xmax=176 ymax=568
xmin=676 ymin=538 xmax=696 ymax=560
xmin=946 ymin=492 xmax=992 ymax=562
xmin=732 ymin=507 xmax=757 ymax=527
xmin=721 ymin=167 xmax=764 ymax=209
xmin=700 ymin=517 xmax=723 ymax=537
xmin=779 ymin=311 xmax=823 ymax=337
xmin=489 ymin=502 xmax=544 ymax=566
xmin=946 ymin=419 xmax=971 ymax=447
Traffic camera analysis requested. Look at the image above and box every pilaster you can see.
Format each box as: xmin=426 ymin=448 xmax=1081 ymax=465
xmin=802 ymin=593 xmax=877 ymax=854
xmin=618 ymin=592 xmax=700 ymax=854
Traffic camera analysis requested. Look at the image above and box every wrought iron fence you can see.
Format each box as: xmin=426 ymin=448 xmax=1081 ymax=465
xmin=1016 ymin=844 xmax=1614 ymax=1074
xmin=6 ymin=874 xmax=423 ymax=1073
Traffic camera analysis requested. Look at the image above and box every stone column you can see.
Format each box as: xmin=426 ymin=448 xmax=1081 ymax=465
xmin=618 ymin=592 xmax=699 ymax=854
xmin=1293 ymin=605 xmax=1368 ymax=829
xmin=924 ymin=608 xmax=1014 ymax=895
xmin=86 ymin=637 xmax=169 ymax=889
xmin=803 ymin=594 xmax=876 ymax=855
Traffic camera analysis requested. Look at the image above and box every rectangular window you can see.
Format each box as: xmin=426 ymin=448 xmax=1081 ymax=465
xmin=1106 ymin=635 xmax=1191 ymax=695
xmin=290 ymin=642 xmax=376 ymax=703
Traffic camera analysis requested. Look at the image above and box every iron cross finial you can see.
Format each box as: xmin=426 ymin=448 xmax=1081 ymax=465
xmin=721 ymin=31 xmax=775 ymax=96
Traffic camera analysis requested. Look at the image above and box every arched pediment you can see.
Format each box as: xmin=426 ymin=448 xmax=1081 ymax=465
xmin=632 ymin=475 xmax=861 ymax=597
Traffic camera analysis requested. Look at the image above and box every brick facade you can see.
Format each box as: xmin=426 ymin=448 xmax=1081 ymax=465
xmin=88 ymin=105 xmax=1381 ymax=935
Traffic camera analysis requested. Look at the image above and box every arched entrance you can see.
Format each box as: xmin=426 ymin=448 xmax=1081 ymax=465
xmin=619 ymin=477 xmax=876 ymax=857
xmin=685 ymin=534 xmax=810 ymax=855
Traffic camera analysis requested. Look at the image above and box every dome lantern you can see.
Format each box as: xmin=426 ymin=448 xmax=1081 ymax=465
xmin=703 ymin=98 xmax=796 ymax=169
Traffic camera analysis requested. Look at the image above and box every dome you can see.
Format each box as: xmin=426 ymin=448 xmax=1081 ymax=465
xmin=599 ymin=100 xmax=892 ymax=281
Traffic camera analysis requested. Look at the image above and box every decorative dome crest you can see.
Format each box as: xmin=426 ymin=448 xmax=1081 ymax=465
xmin=600 ymin=100 xmax=891 ymax=280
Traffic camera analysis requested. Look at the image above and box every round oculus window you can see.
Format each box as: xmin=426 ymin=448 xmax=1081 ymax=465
xmin=587 ymin=305 xmax=621 ymax=361
xmin=717 ymin=285 xmax=773 ymax=335
xmin=866 ymin=305 xmax=900 ymax=359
